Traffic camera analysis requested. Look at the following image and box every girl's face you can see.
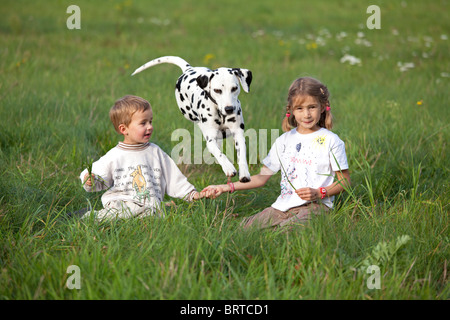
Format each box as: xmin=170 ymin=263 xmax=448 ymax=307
xmin=291 ymin=95 xmax=324 ymax=134
xmin=120 ymin=109 xmax=153 ymax=144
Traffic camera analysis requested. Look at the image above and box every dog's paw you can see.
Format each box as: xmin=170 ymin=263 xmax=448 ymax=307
xmin=221 ymin=162 xmax=237 ymax=177
xmin=239 ymin=176 xmax=251 ymax=183
xmin=225 ymin=170 xmax=237 ymax=178
xmin=222 ymin=165 xmax=237 ymax=177
xmin=239 ymin=166 xmax=251 ymax=183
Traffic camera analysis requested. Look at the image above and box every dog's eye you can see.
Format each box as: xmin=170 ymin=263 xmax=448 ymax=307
xmin=214 ymin=89 xmax=222 ymax=94
xmin=231 ymin=86 xmax=238 ymax=92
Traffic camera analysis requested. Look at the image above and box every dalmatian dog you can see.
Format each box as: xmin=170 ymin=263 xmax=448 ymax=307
xmin=132 ymin=56 xmax=252 ymax=182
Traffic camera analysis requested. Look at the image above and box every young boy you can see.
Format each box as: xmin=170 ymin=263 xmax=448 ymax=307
xmin=79 ymin=95 xmax=204 ymax=220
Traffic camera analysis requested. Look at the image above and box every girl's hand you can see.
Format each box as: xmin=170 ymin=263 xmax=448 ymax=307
xmin=295 ymin=187 xmax=320 ymax=201
xmin=202 ymin=185 xmax=228 ymax=199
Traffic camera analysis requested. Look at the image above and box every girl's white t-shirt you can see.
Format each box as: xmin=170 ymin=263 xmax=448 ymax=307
xmin=262 ymin=127 xmax=348 ymax=211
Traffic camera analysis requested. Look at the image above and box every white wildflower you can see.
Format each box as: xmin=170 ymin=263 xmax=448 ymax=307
xmin=340 ymin=54 xmax=362 ymax=66
xmin=336 ymin=31 xmax=348 ymax=41
xmin=397 ymin=62 xmax=415 ymax=72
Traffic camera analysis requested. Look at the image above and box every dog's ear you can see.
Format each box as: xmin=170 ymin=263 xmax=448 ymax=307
xmin=196 ymin=75 xmax=209 ymax=89
xmin=232 ymin=68 xmax=252 ymax=93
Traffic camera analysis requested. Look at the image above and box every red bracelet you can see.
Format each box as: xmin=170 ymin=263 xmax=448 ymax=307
xmin=319 ymin=187 xmax=327 ymax=199
xmin=228 ymin=182 xmax=235 ymax=193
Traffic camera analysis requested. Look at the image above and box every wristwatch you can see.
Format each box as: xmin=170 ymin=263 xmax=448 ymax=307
xmin=319 ymin=187 xmax=327 ymax=199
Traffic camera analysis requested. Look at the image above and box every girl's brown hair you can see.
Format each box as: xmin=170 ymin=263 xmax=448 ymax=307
xmin=281 ymin=77 xmax=333 ymax=132
xmin=109 ymin=95 xmax=151 ymax=134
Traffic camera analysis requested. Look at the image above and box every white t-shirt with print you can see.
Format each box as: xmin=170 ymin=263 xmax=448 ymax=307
xmin=80 ymin=142 xmax=196 ymax=212
xmin=262 ymin=128 xmax=348 ymax=211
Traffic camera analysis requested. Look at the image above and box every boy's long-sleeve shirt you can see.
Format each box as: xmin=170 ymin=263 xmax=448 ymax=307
xmin=80 ymin=142 xmax=196 ymax=212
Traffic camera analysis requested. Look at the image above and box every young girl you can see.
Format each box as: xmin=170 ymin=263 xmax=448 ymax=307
xmin=202 ymin=77 xmax=350 ymax=229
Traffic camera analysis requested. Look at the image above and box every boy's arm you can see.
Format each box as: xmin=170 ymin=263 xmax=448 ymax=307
xmin=80 ymin=160 xmax=112 ymax=192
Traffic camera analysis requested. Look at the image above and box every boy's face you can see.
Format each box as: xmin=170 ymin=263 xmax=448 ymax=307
xmin=120 ymin=109 xmax=153 ymax=144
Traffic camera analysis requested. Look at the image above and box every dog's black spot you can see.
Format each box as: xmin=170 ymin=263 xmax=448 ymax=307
xmin=227 ymin=117 xmax=236 ymax=123
xmin=208 ymin=114 xmax=212 ymax=117
xmin=185 ymin=93 xmax=189 ymax=99
xmin=215 ymin=119 xmax=221 ymax=126
xmin=189 ymin=113 xmax=198 ymax=121
xmin=176 ymin=77 xmax=182 ymax=91
xmin=200 ymin=91 xmax=205 ymax=96
xmin=186 ymin=105 xmax=191 ymax=111
xmin=207 ymin=108 xmax=210 ymax=111
xmin=180 ymin=108 xmax=186 ymax=115
xmin=209 ymin=73 xmax=215 ymax=81
xmin=189 ymin=70 xmax=197 ymax=75
xmin=221 ymin=130 xmax=227 ymax=138
xmin=201 ymin=104 xmax=205 ymax=109
xmin=196 ymin=75 xmax=209 ymax=89
xmin=189 ymin=77 xmax=196 ymax=84
xmin=237 ymin=109 xmax=241 ymax=115
xmin=192 ymin=110 xmax=198 ymax=117
xmin=191 ymin=94 xmax=194 ymax=103
xmin=240 ymin=123 xmax=245 ymax=130
xmin=235 ymin=141 xmax=239 ymax=147
xmin=201 ymin=116 xmax=207 ymax=123
xmin=197 ymin=101 xmax=201 ymax=109
xmin=245 ymin=71 xmax=253 ymax=89
xmin=179 ymin=93 xmax=184 ymax=102
xmin=187 ymin=85 xmax=190 ymax=90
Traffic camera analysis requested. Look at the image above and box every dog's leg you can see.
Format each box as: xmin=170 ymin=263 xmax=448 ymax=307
xmin=200 ymin=126 xmax=237 ymax=177
xmin=232 ymin=128 xmax=251 ymax=183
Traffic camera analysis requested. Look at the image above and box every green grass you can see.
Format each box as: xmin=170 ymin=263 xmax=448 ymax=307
xmin=0 ymin=0 xmax=448 ymax=300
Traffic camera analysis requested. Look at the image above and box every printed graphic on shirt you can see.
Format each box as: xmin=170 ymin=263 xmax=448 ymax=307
xmin=112 ymin=164 xmax=163 ymax=202
xmin=313 ymin=134 xmax=327 ymax=148
xmin=280 ymin=166 xmax=297 ymax=198
xmin=131 ymin=165 xmax=146 ymax=192
xmin=130 ymin=165 xmax=151 ymax=202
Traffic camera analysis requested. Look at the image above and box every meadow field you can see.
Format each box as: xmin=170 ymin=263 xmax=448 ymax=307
xmin=0 ymin=0 xmax=448 ymax=302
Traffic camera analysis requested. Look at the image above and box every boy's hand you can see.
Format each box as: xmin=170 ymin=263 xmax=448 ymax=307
xmin=192 ymin=191 xmax=205 ymax=200
xmin=83 ymin=173 xmax=95 ymax=187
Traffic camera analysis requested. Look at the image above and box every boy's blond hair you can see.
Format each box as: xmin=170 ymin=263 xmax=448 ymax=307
xmin=109 ymin=95 xmax=151 ymax=134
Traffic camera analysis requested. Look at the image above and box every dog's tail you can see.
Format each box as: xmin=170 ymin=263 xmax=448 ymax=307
xmin=131 ymin=56 xmax=191 ymax=76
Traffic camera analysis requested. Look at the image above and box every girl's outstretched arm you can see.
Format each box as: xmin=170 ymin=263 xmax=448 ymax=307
xmin=202 ymin=165 xmax=274 ymax=199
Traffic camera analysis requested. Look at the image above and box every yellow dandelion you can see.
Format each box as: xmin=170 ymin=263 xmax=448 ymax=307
xmin=306 ymin=42 xmax=318 ymax=50
xmin=416 ymin=100 xmax=423 ymax=106
xmin=203 ymin=54 xmax=215 ymax=65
